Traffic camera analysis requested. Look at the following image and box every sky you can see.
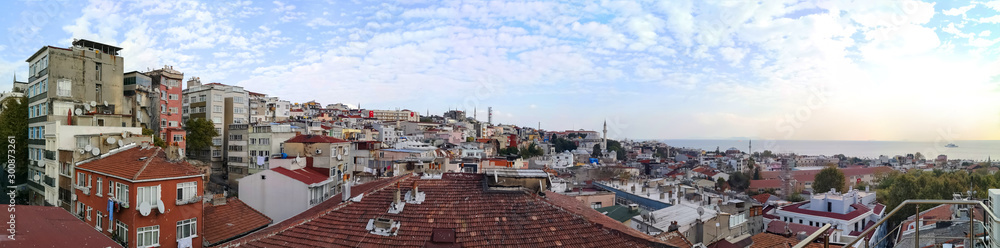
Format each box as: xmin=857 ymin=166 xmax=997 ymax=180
xmin=0 ymin=0 xmax=998 ymax=141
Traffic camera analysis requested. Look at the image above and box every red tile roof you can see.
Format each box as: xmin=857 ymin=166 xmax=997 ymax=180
xmin=752 ymin=193 xmax=773 ymax=205
xmin=873 ymin=204 xmax=885 ymax=215
xmin=284 ymin=134 xmax=349 ymax=144
xmin=750 ymin=232 xmax=839 ymax=248
xmin=271 ymin=162 xmax=330 ymax=185
xmin=779 ymin=201 xmax=871 ymax=221
xmin=654 ymin=231 xmax=692 ymax=248
xmin=76 ymin=146 xmax=202 ymax=181
xmin=766 ymin=220 xmax=823 ymax=236
xmin=204 ymin=198 xmax=273 ymax=246
xmin=223 ymin=173 xmax=670 ymax=247
xmin=0 ymin=205 xmax=121 ymax=247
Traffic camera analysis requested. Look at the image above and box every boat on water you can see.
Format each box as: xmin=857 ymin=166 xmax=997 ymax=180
xmin=945 ymin=143 xmax=958 ymax=148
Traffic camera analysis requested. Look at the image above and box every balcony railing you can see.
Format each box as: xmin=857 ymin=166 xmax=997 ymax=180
xmin=44 ymin=150 xmax=55 ymax=160
xmin=43 ymin=176 xmax=55 ymax=187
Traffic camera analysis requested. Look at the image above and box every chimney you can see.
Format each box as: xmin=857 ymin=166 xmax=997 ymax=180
xmin=413 ymin=180 xmax=419 ymax=194
xmin=342 ymin=178 xmax=352 ymax=202
xmin=660 ymin=192 xmax=665 ymax=200
xmin=394 ymin=183 xmax=402 ymax=205
xmin=212 ymin=194 xmax=226 ymax=206
xmin=796 ymin=231 xmax=808 ymax=240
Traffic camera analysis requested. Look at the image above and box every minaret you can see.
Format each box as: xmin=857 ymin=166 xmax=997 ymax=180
xmin=602 ymin=119 xmax=608 ymax=152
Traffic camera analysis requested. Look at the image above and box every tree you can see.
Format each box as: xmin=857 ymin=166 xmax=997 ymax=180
xmin=143 ymin=128 xmax=166 ymax=147
xmin=786 ymin=193 xmax=805 ymax=202
xmin=519 ymin=143 xmax=544 ymax=159
xmin=914 ymin=152 xmax=924 ymax=161
xmin=591 ymin=144 xmax=603 ymax=158
xmin=728 ymin=171 xmax=751 ymax=191
xmin=761 ymin=150 xmax=773 ymax=158
xmin=715 ymin=146 xmax=720 ymax=154
xmin=753 ymin=167 xmax=762 ymax=180
xmin=0 ymin=96 xmax=28 ymax=194
xmin=813 ymin=165 xmax=846 ymax=193
xmin=184 ymin=118 xmax=219 ymax=151
xmin=550 ymin=136 xmax=577 ymax=153
xmin=716 ymin=177 xmax=728 ymax=191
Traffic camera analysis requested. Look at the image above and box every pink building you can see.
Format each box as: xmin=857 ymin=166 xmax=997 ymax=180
xmin=146 ymin=66 xmax=186 ymax=148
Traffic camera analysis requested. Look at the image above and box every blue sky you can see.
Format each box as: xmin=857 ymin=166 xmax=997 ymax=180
xmin=1 ymin=0 xmax=998 ymax=141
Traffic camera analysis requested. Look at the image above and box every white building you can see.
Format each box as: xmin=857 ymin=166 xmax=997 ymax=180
xmin=773 ymin=189 xmax=886 ymax=246
xmin=238 ymin=157 xmax=339 ymax=223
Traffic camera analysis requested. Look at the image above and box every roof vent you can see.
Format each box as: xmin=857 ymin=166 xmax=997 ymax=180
xmin=139 ymin=157 xmax=148 ymax=161
xmin=366 ymin=218 xmax=400 ymax=236
xmin=405 ymin=181 xmax=425 ymax=204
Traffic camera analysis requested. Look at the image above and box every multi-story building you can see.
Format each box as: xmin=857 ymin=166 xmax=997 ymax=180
xmin=41 ymin=121 xmax=145 ymax=211
xmin=772 ymin=189 xmax=886 ymax=247
xmin=245 ymin=123 xmax=297 ymax=175
xmin=248 ymin=92 xmax=291 ymax=123
xmin=145 ymin=66 xmax=186 ymax=148
xmin=363 ymin=108 xmax=420 ymax=122
xmin=181 ymin=79 xmax=249 ymax=181
xmin=24 ymin=39 xmax=130 ymax=206
xmin=226 ymin=123 xmax=250 ymax=192
xmin=123 ymin=72 xmax=154 ymax=130
xmin=73 ymin=144 xmax=204 ymax=248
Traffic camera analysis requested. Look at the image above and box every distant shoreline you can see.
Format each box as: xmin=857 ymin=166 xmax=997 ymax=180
xmin=650 ymin=139 xmax=1000 ymax=161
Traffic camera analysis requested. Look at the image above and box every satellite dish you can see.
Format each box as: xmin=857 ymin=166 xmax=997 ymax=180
xmin=78 ymin=149 xmax=85 ymax=154
xmin=697 ymin=207 xmax=705 ymax=217
xmin=337 ymin=154 xmax=342 ymax=160
xmin=138 ymin=202 xmax=151 ymax=216
xmin=33 ymin=174 xmax=39 ymax=181
xmin=85 ymin=105 xmax=92 ymax=111
xmin=103 ymin=101 xmax=108 ymax=106
xmin=74 ymin=108 xmax=83 ymax=115
xmin=156 ymin=199 xmax=165 ymax=213
xmin=90 ymin=101 xmax=97 ymax=107
xmin=316 ymin=149 xmax=322 ymax=155
xmin=84 ymin=145 xmax=93 ymax=152
xmin=92 ymin=148 xmax=101 ymax=156
xmin=118 ymin=140 xmax=124 ymax=147
xmin=72 ymin=194 xmax=77 ymax=201
xmin=107 ymin=137 xmax=116 ymax=144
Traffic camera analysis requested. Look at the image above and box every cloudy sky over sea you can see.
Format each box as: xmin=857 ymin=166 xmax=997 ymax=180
xmin=1 ymin=0 xmax=998 ymax=141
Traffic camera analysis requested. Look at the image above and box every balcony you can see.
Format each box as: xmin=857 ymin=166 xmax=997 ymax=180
xmin=26 ymin=180 xmax=44 ymax=191
xmin=74 ymin=185 xmax=90 ymax=195
xmin=43 ymin=176 xmax=55 ymax=187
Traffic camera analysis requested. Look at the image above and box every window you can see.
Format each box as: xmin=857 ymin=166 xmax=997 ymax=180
xmin=173 ymin=135 xmax=183 ymax=142
xmin=58 ymin=79 xmax=71 ymax=97
xmin=212 ymin=138 xmax=222 ymax=146
xmin=115 ymin=221 xmax=128 ymax=244
xmin=76 ymin=202 xmax=85 ymax=216
xmin=261 ymin=138 xmax=270 ymax=145
xmin=229 ymin=135 xmax=242 ymax=141
xmin=95 ymin=63 xmax=102 ymax=80
xmin=169 ymin=121 xmax=178 ymax=127
xmin=250 ymin=150 xmax=257 ymax=156
xmin=169 ymin=94 xmax=178 ymax=100
xmin=213 ymin=94 xmax=222 ymax=101
xmin=177 ymin=218 xmax=197 ymax=239
xmin=191 ymin=96 xmax=197 ymax=103
xmin=114 ymin=182 xmax=129 ymax=205
xmin=96 ymin=212 xmax=103 ymax=231
xmin=137 ymin=185 xmax=160 ymax=209
xmin=590 ymin=202 xmax=602 ymax=209
xmin=214 ymin=105 xmax=222 ymax=113
xmin=234 ymin=108 xmax=245 ymax=114
xmin=61 ymin=162 xmax=71 ymax=176
xmin=167 ymin=79 xmax=180 ymax=87
xmin=212 ymin=117 xmax=222 ymax=124
xmin=86 ymin=206 xmax=92 ymax=221
xmin=137 ymin=225 xmax=159 ymax=247
xmin=77 ymin=172 xmax=86 ymax=187
xmin=177 ymin=182 xmax=197 ymax=201
xmin=212 ymin=150 xmax=222 ymax=157
xmin=199 ymin=94 xmax=206 ymax=102
xmin=234 ymin=96 xmax=245 ymax=103
xmin=96 ymin=178 xmax=102 ymax=196
xmin=169 ymin=107 xmax=178 ymax=114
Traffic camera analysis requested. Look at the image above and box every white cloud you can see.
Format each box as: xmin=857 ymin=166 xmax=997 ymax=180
xmin=942 ymin=4 xmax=976 ymax=16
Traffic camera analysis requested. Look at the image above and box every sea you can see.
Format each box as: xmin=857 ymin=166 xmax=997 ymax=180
xmin=660 ymin=139 xmax=1000 ymax=161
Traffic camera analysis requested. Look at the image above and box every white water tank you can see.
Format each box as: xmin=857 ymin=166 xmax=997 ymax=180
xmin=989 ymin=189 xmax=1000 ymax=248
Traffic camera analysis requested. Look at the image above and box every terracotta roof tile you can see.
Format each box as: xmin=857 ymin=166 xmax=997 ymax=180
xmin=204 ymin=198 xmax=273 ymax=246
xmin=76 ymin=146 xmax=201 ymax=181
xmin=223 ymin=173 xmax=673 ymax=248
xmin=271 ymin=164 xmax=330 ymax=185
xmin=0 ymin=206 xmax=121 ymax=247
xmin=752 ymin=193 xmax=772 ymax=205
xmin=654 ymin=231 xmax=692 ymax=248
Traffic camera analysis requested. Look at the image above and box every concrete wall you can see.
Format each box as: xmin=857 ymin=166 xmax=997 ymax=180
xmin=238 ymin=169 xmax=308 ymax=224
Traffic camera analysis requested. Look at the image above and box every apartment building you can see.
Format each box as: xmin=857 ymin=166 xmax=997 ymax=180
xmin=362 ymin=108 xmax=420 ymax=122
xmin=226 ymin=123 xmax=250 ymax=191
xmin=181 ymin=79 xmax=249 ymax=175
xmin=145 ymin=66 xmax=186 ymax=148
xmin=24 ymin=39 xmax=130 ymax=206
xmin=73 ymin=144 xmax=204 ymax=248
xmin=245 ymin=123 xmax=297 ymax=174
xmin=248 ymin=92 xmax=291 ymax=124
